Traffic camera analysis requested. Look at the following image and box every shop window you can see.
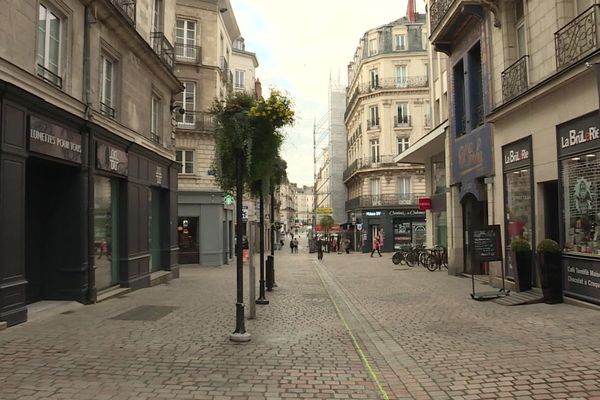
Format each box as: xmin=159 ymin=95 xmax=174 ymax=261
xmin=505 ymin=169 xmax=533 ymax=244
xmin=562 ymin=152 xmax=600 ymax=255
xmin=94 ymin=176 xmax=119 ymax=290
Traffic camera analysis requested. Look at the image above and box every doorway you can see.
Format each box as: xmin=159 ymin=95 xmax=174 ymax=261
xmin=462 ymin=193 xmax=488 ymax=274
xmin=544 ymin=181 xmax=560 ymax=243
xmin=94 ymin=176 xmax=120 ymax=290
xmin=149 ymin=188 xmax=162 ymax=272
xmin=25 ymin=157 xmax=82 ymax=303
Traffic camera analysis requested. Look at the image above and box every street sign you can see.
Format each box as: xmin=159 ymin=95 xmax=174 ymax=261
xmin=316 ymin=207 xmax=333 ymax=214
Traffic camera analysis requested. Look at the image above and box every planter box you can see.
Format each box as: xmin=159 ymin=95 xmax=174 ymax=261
xmin=538 ymin=252 xmax=563 ymax=304
xmin=512 ymin=250 xmax=532 ymax=292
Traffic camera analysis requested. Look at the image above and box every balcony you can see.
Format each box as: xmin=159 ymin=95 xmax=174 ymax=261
xmin=100 ymin=102 xmax=116 ymax=118
xmin=36 ymin=64 xmax=62 ymax=89
xmin=151 ymin=32 xmax=174 ymax=71
xmin=429 ymin=1 xmax=491 ymax=52
xmin=343 ymin=155 xmax=404 ymax=182
xmin=555 ymin=5 xmax=600 ymax=71
xmin=345 ymin=193 xmax=420 ymax=210
xmin=150 ymin=131 xmax=160 ymax=144
xmin=501 ymin=55 xmax=528 ymax=102
xmin=430 ymin=0 xmax=456 ymax=33
xmin=176 ymin=111 xmax=214 ymax=132
xmin=109 ymin=0 xmax=136 ymax=27
xmin=175 ymin=43 xmax=202 ymax=64
xmin=359 ymin=77 xmax=429 ymax=93
xmin=394 ymin=115 xmax=412 ymax=128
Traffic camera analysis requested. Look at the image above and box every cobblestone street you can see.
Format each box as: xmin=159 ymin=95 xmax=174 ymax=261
xmin=1 ymin=241 xmax=599 ymax=400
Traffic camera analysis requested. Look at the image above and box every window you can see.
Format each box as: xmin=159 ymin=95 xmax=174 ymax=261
xmin=396 ymin=65 xmax=407 ymax=87
xmin=398 ymin=177 xmax=411 ymax=202
xmin=100 ymin=55 xmax=116 ymax=118
xmin=151 ymin=95 xmax=161 ymax=143
xmin=369 ymin=38 xmax=377 ymax=56
xmin=371 ymin=178 xmax=380 ymax=205
xmin=453 ymin=60 xmax=466 ymax=137
xmin=395 ymin=102 xmax=409 ymax=127
xmin=37 ymin=4 xmax=62 ymax=87
xmin=369 ymin=68 xmax=379 ymax=89
xmin=397 ymin=136 xmax=410 ymax=154
xmin=176 ymin=150 xmax=194 ymax=174
xmin=175 ymin=81 xmax=196 ymax=126
xmin=176 ymin=19 xmax=197 ymax=60
xmin=369 ymin=106 xmax=379 ymax=129
xmin=370 ymin=139 xmax=380 ymax=163
xmin=468 ymin=43 xmax=484 ymax=130
xmin=235 ymin=69 xmax=245 ymax=89
xmin=152 ymin=0 xmax=163 ymax=32
xmin=515 ymin=0 xmax=526 ymax=59
xmin=424 ymin=101 xmax=431 ymax=127
xmin=395 ymin=34 xmax=406 ymax=50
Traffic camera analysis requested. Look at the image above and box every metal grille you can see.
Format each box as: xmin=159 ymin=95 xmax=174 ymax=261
xmin=555 ymin=5 xmax=599 ymax=71
xmin=501 ymin=55 xmax=529 ymax=102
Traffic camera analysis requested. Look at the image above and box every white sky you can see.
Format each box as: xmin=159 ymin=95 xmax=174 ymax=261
xmin=230 ymin=0 xmax=426 ymax=186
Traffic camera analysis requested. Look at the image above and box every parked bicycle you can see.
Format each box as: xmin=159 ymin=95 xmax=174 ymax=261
xmin=424 ymin=246 xmax=448 ymax=271
xmin=391 ymin=245 xmax=427 ymax=267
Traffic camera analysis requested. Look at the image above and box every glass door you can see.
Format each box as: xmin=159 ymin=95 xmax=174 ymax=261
xmin=94 ymin=176 xmax=119 ymax=290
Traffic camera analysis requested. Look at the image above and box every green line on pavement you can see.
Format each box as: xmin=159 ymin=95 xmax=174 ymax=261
xmin=313 ymin=261 xmax=390 ymax=400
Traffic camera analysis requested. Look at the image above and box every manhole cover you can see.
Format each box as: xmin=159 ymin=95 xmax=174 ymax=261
xmin=110 ymin=305 xmax=178 ymax=321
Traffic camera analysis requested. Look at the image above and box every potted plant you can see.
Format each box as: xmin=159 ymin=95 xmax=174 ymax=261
xmin=510 ymin=238 xmax=532 ymax=292
xmin=536 ymin=239 xmax=563 ymax=304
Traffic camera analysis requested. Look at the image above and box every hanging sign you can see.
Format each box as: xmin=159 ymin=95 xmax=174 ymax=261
xmin=418 ymin=197 xmax=432 ymax=211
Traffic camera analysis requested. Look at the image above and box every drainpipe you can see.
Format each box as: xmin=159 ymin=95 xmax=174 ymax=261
xmin=84 ymin=5 xmax=96 ymax=303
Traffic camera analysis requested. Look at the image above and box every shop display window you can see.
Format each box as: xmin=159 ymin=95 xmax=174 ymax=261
xmin=562 ymin=152 xmax=600 ymax=255
xmin=505 ymin=169 xmax=532 ymax=245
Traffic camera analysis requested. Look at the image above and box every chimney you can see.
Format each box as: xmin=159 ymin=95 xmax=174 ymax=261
xmin=406 ymin=0 xmax=416 ymax=22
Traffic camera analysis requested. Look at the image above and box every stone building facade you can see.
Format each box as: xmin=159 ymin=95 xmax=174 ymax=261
xmin=0 ymin=0 xmax=182 ymax=326
xmin=344 ymin=13 xmax=430 ymax=253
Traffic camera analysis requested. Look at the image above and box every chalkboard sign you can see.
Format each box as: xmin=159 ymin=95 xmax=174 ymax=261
xmin=469 ymin=225 xmax=503 ymax=262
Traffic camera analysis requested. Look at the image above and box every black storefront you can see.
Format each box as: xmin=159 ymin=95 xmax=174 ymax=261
xmin=557 ymin=111 xmax=600 ymax=305
xmin=361 ymin=209 xmax=426 ymax=253
xmin=502 ymin=136 xmax=535 ymax=286
xmin=0 ymin=83 xmax=179 ymax=326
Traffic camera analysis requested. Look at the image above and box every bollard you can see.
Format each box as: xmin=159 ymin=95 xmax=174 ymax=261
xmin=266 ymin=256 xmax=274 ymax=291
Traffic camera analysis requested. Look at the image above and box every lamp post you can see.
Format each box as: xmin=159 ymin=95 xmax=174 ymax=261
xmin=230 ymin=149 xmax=250 ymax=342
xmin=256 ymin=181 xmax=269 ymax=304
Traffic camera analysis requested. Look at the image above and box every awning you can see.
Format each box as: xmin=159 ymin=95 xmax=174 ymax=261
xmin=394 ymin=120 xmax=449 ymax=164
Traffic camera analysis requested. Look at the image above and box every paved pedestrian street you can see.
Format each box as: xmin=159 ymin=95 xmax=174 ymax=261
xmin=1 ymin=243 xmax=599 ymax=400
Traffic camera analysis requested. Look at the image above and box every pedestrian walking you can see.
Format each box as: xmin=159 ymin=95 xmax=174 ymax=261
xmin=317 ymin=237 xmax=324 ymax=260
xmin=344 ymin=238 xmax=351 ymax=254
xmin=370 ymin=234 xmax=382 ymax=257
xmin=293 ymin=238 xmax=299 ymax=253
xmin=289 ymin=238 xmax=294 ymax=253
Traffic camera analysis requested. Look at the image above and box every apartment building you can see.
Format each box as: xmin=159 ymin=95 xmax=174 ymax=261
xmin=429 ymin=0 xmax=600 ymax=304
xmin=277 ymin=179 xmax=297 ymax=233
xmin=344 ymin=9 xmax=430 ymax=253
xmin=296 ymin=185 xmax=314 ymax=226
xmin=0 ymin=0 xmax=182 ymax=326
xmin=174 ymin=0 xmax=253 ymax=266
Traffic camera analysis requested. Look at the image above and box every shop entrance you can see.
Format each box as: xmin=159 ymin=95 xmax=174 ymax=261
xmin=178 ymin=217 xmax=199 ymax=264
xmin=462 ymin=193 xmax=488 ymax=275
xmin=25 ymin=157 xmax=82 ymax=303
xmin=543 ymin=181 xmax=560 ymax=242
xmin=94 ymin=176 xmax=120 ymax=290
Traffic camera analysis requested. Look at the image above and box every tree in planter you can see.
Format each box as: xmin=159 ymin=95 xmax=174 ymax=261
xmin=267 ymin=156 xmax=287 ymax=291
xmin=537 ymin=239 xmax=562 ymax=303
xmin=510 ymin=238 xmax=532 ymax=292
xmin=320 ymin=215 xmax=334 ymax=252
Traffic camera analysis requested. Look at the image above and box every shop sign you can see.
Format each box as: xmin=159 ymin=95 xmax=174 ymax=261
xmin=389 ymin=209 xmax=425 ymax=217
xmin=557 ymin=112 xmax=600 ymax=158
xmin=316 ymin=207 xmax=333 ymax=214
xmin=418 ymin=197 xmax=432 ymax=211
xmin=502 ymin=136 xmax=531 ymax=171
xmin=452 ymin=125 xmax=493 ymax=184
xmin=96 ymin=142 xmax=128 ymax=175
xmin=469 ymin=225 xmax=503 ymax=263
xmin=364 ymin=210 xmax=383 ymax=217
xmin=563 ymin=256 xmax=600 ymax=304
xmin=29 ymin=116 xmax=82 ymax=164
xmin=155 ymin=166 xmax=163 ymax=185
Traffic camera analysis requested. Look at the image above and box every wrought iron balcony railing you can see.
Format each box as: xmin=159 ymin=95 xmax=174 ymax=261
xmin=343 ymin=154 xmax=407 ymax=181
xmin=501 ymin=55 xmax=529 ymax=102
xmin=175 ymin=43 xmax=202 ymax=64
xmin=109 ymin=0 xmax=136 ymax=26
xmin=150 ymin=131 xmax=160 ymax=144
xmin=555 ymin=5 xmax=600 ymax=71
xmin=100 ymin=102 xmax=116 ymax=118
xmin=345 ymin=193 xmax=420 ymax=210
xmin=176 ymin=111 xmax=215 ymax=132
xmin=344 ymin=89 xmax=359 ymax=119
xmin=430 ymin=0 xmax=456 ymax=33
xmin=36 ymin=64 xmax=62 ymax=89
xmin=358 ymin=77 xmax=429 ymax=93
xmin=151 ymin=32 xmax=174 ymax=70
xmin=394 ymin=115 xmax=411 ymax=128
